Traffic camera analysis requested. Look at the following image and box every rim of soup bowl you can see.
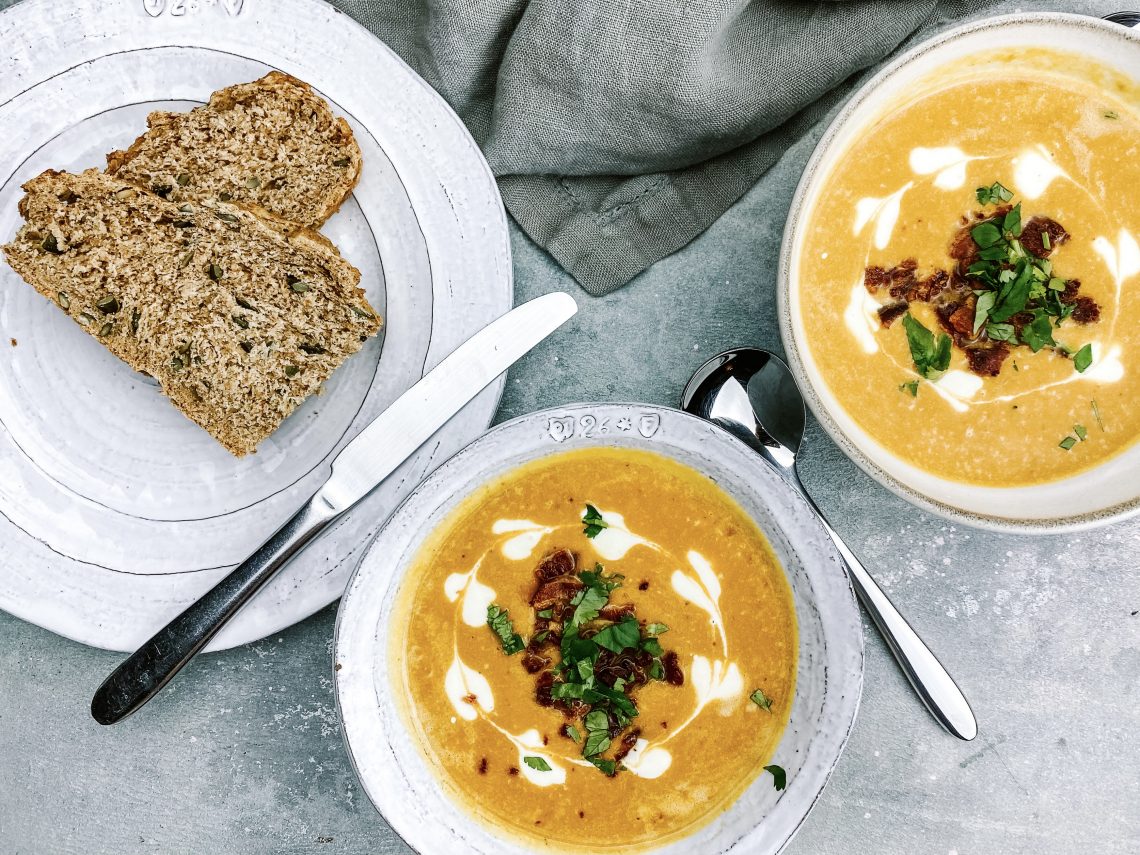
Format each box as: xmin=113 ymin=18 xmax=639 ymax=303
xmin=777 ymin=12 xmax=1140 ymax=535
xmin=333 ymin=403 xmax=864 ymax=855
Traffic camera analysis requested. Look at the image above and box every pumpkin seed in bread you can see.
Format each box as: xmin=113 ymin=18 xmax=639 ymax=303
xmin=2 ymin=169 xmax=381 ymax=456
xmin=106 ymin=72 xmax=361 ymax=229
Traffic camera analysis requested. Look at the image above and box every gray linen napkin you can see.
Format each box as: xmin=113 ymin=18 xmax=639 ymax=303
xmin=336 ymin=1 xmax=996 ymax=294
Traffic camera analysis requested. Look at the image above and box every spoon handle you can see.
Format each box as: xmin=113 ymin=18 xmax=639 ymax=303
xmin=808 ymin=498 xmax=978 ymax=741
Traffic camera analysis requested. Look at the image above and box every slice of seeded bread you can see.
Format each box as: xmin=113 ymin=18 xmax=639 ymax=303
xmin=2 ymin=169 xmax=381 ymax=456
xmin=106 ymin=72 xmax=361 ymax=230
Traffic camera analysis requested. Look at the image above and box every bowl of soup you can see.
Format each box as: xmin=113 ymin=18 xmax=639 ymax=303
xmin=334 ymin=403 xmax=862 ymax=854
xmin=779 ymin=13 xmax=1140 ymax=531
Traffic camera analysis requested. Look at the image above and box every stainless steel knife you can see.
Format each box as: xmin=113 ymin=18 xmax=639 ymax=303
xmin=91 ymin=292 xmax=578 ymax=725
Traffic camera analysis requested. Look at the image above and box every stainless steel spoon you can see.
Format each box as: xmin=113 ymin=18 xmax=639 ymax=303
xmin=1105 ymin=11 xmax=1140 ymax=27
xmin=682 ymin=348 xmax=978 ymax=741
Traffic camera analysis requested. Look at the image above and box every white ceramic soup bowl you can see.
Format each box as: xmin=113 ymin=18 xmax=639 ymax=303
xmin=778 ymin=13 xmax=1140 ymax=533
xmin=334 ymin=403 xmax=862 ymax=855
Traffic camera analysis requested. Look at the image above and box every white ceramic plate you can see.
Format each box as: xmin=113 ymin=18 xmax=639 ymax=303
xmin=335 ymin=403 xmax=863 ymax=855
xmin=0 ymin=0 xmax=512 ymax=651
xmin=779 ymin=13 xmax=1140 ymax=533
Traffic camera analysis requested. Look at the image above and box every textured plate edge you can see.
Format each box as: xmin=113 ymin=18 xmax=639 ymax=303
xmin=0 ymin=0 xmax=514 ymax=651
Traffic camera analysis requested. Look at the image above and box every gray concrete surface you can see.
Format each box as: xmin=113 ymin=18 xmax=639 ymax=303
xmin=2 ymin=1 xmax=1139 ymax=853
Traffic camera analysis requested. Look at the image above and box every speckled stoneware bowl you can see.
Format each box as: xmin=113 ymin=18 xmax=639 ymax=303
xmin=778 ymin=13 xmax=1140 ymax=533
xmin=334 ymin=403 xmax=863 ymax=855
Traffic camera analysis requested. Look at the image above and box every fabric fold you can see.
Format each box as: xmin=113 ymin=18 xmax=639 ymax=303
xmin=337 ymin=0 xmax=997 ymax=293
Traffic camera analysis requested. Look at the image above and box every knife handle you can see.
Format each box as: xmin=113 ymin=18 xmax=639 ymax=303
xmin=90 ymin=491 xmax=341 ymax=725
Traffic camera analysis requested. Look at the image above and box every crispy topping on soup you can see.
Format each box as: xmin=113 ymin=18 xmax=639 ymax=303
xmin=485 ymin=542 xmax=685 ymax=777
xmin=865 ymin=183 xmax=1101 ymax=383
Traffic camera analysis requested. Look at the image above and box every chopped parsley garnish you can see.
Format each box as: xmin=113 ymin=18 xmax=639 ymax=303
xmin=523 ymin=756 xmax=552 ymax=772
xmin=530 ymin=561 xmax=675 ymax=777
xmin=592 ymin=616 xmax=641 ymax=653
xmin=486 ymin=604 xmax=525 ymax=655
xmin=964 ymin=192 xmax=1087 ymax=368
xmin=1073 ymin=343 xmax=1093 ymax=373
xmin=899 ymin=379 xmax=919 ymax=397
xmin=589 ymin=757 xmax=618 ymax=776
xmin=1060 ymin=421 xmax=1092 ymax=451
xmin=975 ymin=182 xmax=1014 ymax=206
xmin=749 ymin=688 xmax=774 ymax=711
xmin=902 ymin=313 xmax=951 ymax=380
xmin=1092 ymin=400 xmax=1105 ymax=431
xmin=582 ymin=709 xmax=612 ymax=757
xmin=582 ymin=504 xmax=609 ymax=538
xmin=764 ymin=764 xmax=787 ymax=791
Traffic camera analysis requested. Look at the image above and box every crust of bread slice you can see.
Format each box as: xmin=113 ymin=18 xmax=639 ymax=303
xmin=106 ymin=72 xmax=361 ymax=230
xmin=2 ymin=169 xmax=382 ymax=456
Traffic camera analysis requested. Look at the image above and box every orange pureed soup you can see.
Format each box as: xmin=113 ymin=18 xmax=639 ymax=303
xmin=796 ymin=48 xmax=1140 ymax=486
xmin=389 ymin=448 xmax=797 ymax=852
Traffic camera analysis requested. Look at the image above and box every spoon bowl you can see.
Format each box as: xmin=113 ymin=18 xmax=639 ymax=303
xmin=683 ymin=347 xmax=978 ymax=741
xmin=683 ymin=349 xmax=805 ymax=468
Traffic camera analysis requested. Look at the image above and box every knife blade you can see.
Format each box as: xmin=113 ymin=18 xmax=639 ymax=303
xmin=322 ymin=290 xmax=575 ymax=511
xmin=91 ymin=292 xmax=577 ymax=725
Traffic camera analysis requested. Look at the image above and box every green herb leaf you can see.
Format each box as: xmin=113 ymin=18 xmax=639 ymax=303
xmin=1003 ymin=203 xmax=1022 ymax=237
xmin=1092 ymin=400 xmax=1105 ymax=431
xmin=971 ymin=221 xmax=1003 ymax=248
xmin=584 ymin=709 xmax=609 ymax=731
xmin=566 ymin=725 xmax=582 ymax=743
xmin=1074 ymin=424 xmax=1088 ymax=441
xmin=988 ymin=264 xmax=1033 ymax=322
xmin=750 ymin=688 xmax=774 ymax=711
xmin=567 ymin=585 xmax=609 ymax=633
xmin=1073 ymin=343 xmax=1093 ymax=373
xmin=643 ymin=623 xmax=669 ymax=636
xmin=584 ymin=731 xmax=611 ymax=758
xmin=899 ymin=379 xmax=919 ymax=397
xmin=578 ymin=565 xmax=624 ymax=592
xmin=1059 ymin=436 xmax=1078 ymax=451
xmin=639 ymin=637 xmax=664 ymax=657
xmin=582 ymin=504 xmax=609 ymax=538
xmin=523 ymin=756 xmax=552 ymax=772
xmin=764 ymin=764 xmax=787 ymax=791
xmin=589 ymin=757 xmax=617 ymax=776
xmin=486 ymin=604 xmax=525 ymax=655
xmin=1020 ymin=314 xmax=1056 ymax=352
xmin=976 ymin=182 xmax=1014 ymax=205
xmin=985 ymin=322 xmax=1015 ymax=342
xmin=902 ymin=314 xmax=952 ymax=379
xmin=973 ymin=290 xmax=996 ymax=334
xmin=592 ymin=617 xmax=642 ymax=654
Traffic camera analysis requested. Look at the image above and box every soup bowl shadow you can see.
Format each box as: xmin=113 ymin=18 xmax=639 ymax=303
xmin=334 ymin=403 xmax=863 ymax=855
xmin=778 ymin=12 xmax=1140 ymax=533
